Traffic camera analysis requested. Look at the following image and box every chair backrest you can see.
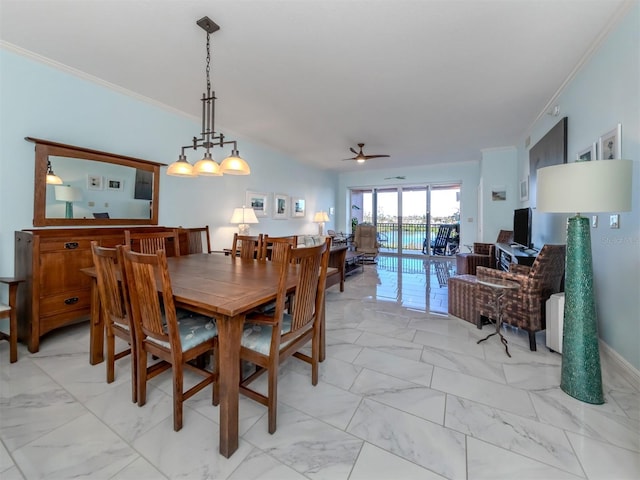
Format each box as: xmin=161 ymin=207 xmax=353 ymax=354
xmin=276 ymin=237 xmax=331 ymax=339
xmin=528 ymin=244 xmax=566 ymax=294
xmin=180 ymin=226 xmax=211 ymax=254
xmin=120 ymin=246 xmax=179 ymax=348
xmin=432 ymin=225 xmax=454 ymax=249
xmin=261 ymin=235 xmax=298 ymax=262
xmin=90 ymin=241 xmax=129 ymax=329
xmin=125 ymin=229 xmax=181 ymax=256
xmin=354 ymin=224 xmax=379 ymax=250
xmin=496 ymin=230 xmax=514 ymax=244
xmin=231 ymin=233 xmax=263 ymax=260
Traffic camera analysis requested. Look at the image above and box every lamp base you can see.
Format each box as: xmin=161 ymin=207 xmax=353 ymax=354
xmin=560 ymin=215 xmax=604 ymax=404
xmin=238 ymin=224 xmax=250 ymax=236
xmin=65 ymin=201 xmax=74 ymax=219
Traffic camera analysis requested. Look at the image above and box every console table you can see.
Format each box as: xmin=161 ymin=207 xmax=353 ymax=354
xmin=495 ymin=243 xmax=538 ymax=271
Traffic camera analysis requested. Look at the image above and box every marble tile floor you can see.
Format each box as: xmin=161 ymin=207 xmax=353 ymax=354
xmin=1 ymin=256 xmax=638 ymax=479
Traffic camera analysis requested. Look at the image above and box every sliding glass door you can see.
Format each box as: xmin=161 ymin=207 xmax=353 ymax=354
xmin=350 ymin=183 xmax=460 ymax=256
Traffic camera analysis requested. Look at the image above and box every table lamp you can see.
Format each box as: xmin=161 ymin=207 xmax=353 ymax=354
xmin=230 ymin=206 xmax=259 ymax=235
xmin=313 ymin=211 xmax=330 ymax=235
xmin=54 ymin=185 xmax=83 ymax=219
xmin=537 ymin=159 xmax=633 ymax=404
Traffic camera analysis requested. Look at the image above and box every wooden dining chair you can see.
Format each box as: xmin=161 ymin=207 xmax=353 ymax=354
xmin=180 ymin=226 xmax=211 ymax=254
xmin=231 ymin=233 xmax=263 ymax=260
xmin=240 ymin=237 xmax=331 ymax=433
xmin=120 ymin=245 xmax=219 ymax=431
xmin=90 ymin=241 xmax=138 ymax=402
xmin=124 ymin=229 xmax=181 ymax=256
xmin=260 ymin=235 xmax=298 ymax=262
xmin=0 ymin=277 xmax=23 ymax=363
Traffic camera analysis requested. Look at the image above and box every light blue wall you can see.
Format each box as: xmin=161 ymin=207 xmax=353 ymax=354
xmin=518 ymin=4 xmax=639 ymax=369
xmin=0 ymin=48 xmax=338 ymax=274
xmin=480 ymin=147 xmax=518 ymax=244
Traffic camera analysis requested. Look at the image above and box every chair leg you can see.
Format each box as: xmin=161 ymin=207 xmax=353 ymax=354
xmin=9 ymin=308 xmax=18 ymax=364
xmin=137 ymin=343 xmax=148 ymax=407
xmin=106 ymin=329 xmax=115 ymax=383
xmin=173 ymin=363 xmax=183 ymax=431
xmin=267 ymin=362 xmax=278 ymax=434
xmin=528 ymin=331 xmax=537 ymax=351
xmin=130 ymin=341 xmax=138 ymax=404
xmin=212 ymin=346 xmax=219 ymax=406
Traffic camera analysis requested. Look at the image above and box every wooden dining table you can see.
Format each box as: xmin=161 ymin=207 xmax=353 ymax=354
xmin=84 ymin=253 xmax=330 ymax=458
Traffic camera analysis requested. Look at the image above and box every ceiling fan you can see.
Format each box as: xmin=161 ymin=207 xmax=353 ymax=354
xmin=343 ymin=143 xmax=390 ymax=163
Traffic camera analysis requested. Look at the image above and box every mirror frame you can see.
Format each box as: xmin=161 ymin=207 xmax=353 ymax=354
xmin=28 ymin=137 xmax=164 ymax=227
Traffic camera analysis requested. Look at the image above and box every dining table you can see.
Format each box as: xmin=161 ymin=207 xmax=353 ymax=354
xmin=84 ymin=252 xmax=331 ymax=458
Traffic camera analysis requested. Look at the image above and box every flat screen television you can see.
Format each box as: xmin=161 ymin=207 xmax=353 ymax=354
xmin=513 ymin=207 xmax=532 ymax=248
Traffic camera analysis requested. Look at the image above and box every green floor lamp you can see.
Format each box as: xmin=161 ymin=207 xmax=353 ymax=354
xmin=537 ymin=159 xmax=633 ymax=404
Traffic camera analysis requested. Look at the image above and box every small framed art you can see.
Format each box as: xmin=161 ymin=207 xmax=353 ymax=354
xmin=576 ymin=143 xmax=597 ymax=162
xmin=246 ymin=191 xmax=269 ymax=217
xmin=519 ymin=177 xmax=529 ymax=201
xmin=273 ymin=193 xmax=289 ymax=219
xmin=106 ymin=178 xmax=124 ymax=191
xmin=292 ymin=197 xmax=305 ymax=218
xmin=598 ymin=124 xmax=621 ymax=160
xmin=87 ymin=174 xmax=103 ymax=190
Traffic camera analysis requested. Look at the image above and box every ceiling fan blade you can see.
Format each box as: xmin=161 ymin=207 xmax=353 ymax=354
xmin=341 ymin=158 xmax=357 ymax=161
xmin=349 ymin=147 xmax=358 ymax=155
xmin=364 ymin=154 xmax=390 ymax=159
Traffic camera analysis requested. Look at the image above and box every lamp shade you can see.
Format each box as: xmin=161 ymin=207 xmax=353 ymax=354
xmin=537 ymin=159 xmax=632 ymax=213
xmin=54 ymin=185 xmax=83 ymax=202
xmin=229 ymin=206 xmax=259 ymax=224
xmin=313 ymin=211 xmax=330 ymax=223
xmin=167 ymin=155 xmax=195 ymax=177
xmin=193 ymin=152 xmax=222 ymax=176
xmin=220 ymin=149 xmax=251 ymax=175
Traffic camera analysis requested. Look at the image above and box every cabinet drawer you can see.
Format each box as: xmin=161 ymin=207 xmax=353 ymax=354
xmin=39 ymin=239 xmax=93 ymax=252
xmin=40 ymin=289 xmax=91 ymax=316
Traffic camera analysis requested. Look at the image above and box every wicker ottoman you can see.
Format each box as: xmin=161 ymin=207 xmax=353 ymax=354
xmin=448 ymin=274 xmax=478 ymax=324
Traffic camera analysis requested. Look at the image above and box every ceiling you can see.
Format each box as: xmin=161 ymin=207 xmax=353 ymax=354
xmin=0 ymin=0 xmax=631 ymax=172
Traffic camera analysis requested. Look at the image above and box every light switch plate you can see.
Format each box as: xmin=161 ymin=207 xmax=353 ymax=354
xmin=610 ymin=214 xmax=619 ymax=229
xmin=591 ymin=215 xmax=598 ymax=228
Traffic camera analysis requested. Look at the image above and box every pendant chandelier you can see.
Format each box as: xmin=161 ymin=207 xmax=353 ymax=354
xmin=167 ymin=16 xmax=250 ymax=177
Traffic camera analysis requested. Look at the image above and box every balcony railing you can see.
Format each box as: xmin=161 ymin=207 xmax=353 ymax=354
xmin=375 ymin=222 xmax=459 ymax=254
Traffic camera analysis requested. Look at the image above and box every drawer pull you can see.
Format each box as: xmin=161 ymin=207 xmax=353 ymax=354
xmin=64 ymin=297 xmax=79 ymax=305
xmin=65 ymin=242 xmax=79 ymax=249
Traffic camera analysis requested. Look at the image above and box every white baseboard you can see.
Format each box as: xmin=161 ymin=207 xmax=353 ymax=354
xmin=600 ymin=339 xmax=640 ymax=390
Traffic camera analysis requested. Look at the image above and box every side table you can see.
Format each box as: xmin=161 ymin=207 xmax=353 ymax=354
xmin=476 ymin=278 xmax=519 ymax=357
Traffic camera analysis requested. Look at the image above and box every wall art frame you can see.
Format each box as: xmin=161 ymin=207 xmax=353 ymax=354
xmin=529 ymin=116 xmax=568 ymax=208
xmin=598 ymin=123 xmax=621 ymax=160
xmin=246 ymin=191 xmax=269 ymax=217
xmin=106 ymin=178 xmax=124 ymax=191
xmin=292 ymin=197 xmax=306 ymax=218
xmin=273 ymin=193 xmax=289 ymax=219
xmin=519 ymin=176 xmax=529 ymax=201
xmin=87 ymin=174 xmax=104 ymax=190
xmin=576 ymin=143 xmax=597 ymax=162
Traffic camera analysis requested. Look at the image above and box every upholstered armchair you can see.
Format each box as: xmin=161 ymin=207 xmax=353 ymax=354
xmin=353 ymin=224 xmax=380 ymax=262
xmin=475 ymin=243 xmax=566 ymax=351
xmin=456 ymin=229 xmax=513 ymax=275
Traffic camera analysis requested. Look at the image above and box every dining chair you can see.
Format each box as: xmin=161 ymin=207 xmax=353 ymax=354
xmin=120 ymin=245 xmax=219 ymax=431
xmin=124 ymin=229 xmax=181 ymax=256
xmin=90 ymin=241 xmax=138 ymax=402
xmin=240 ymin=237 xmax=330 ymax=433
xmin=0 ymin=277 xmax=23 ymax=363
xmin=179 ymin=226 xmax=211 ymax=254
xmin=260 ymin=235 xmax=298 ymax=262
xmin=231 ymin=233 xmax=263 ymax=260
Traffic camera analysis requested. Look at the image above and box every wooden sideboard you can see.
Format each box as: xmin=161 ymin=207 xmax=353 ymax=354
xmin=14 ymin=226 xmax=179 ymax=352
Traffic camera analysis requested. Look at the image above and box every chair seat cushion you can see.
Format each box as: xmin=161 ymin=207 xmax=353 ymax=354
xmin=241 ymin=314 xmax=293 ymax=355
xmin=147 ymin=309 xmax=217 ymax=351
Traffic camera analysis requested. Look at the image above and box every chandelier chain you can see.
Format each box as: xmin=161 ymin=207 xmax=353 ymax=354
xmin=206 ymin=32 xmax=211 ymax=92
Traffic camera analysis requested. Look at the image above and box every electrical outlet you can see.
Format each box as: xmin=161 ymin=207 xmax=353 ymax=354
xmin=88 ymin=201 xmax=95 ymax=207
xmin=591 ymin=215 xmax=597 ymax=228
xmin=104 ymin=202 xmax=109 ymax=208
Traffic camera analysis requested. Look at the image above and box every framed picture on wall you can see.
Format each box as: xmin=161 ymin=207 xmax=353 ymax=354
xmin=576 ymin=143 xmax=597 ymax=162
xmin=519 ymin=176 xmax=529 ymax=201
xmin=106 ymin=178 xmax=124 ymax=191
xmin=87 ymin=174 xmax=103 ymax=190
xmin=598 ymin=123 xmax=621 ymax=160
xmin=273 ymin=193 xmax=289 ymax=219
xmin=292 ymin=197 xmax=305 ymax=217
xmin=491 ymin=186 xmax=507 ymax=201
xmin=529 ymin=117 xmax=568 ymax=208
xmin=246 ymin=191 xmax=269 ymax=217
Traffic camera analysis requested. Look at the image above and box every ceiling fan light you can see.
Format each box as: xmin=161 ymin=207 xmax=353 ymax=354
xmin=46 ymin=160 xmax=64 ymax=184
xmin=356 ymin=157 xmax=366 ymax=163
xmin=167 ymin=154 xmax=195 ymax=177
xmin=193 ymin=152 xmax=222 ymax=176
xmin=220 ymin=149 xmax=250 ymax=175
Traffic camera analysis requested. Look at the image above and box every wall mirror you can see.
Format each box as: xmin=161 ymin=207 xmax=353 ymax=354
xmin=28 ymin=137 xmax=164 ymax=227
